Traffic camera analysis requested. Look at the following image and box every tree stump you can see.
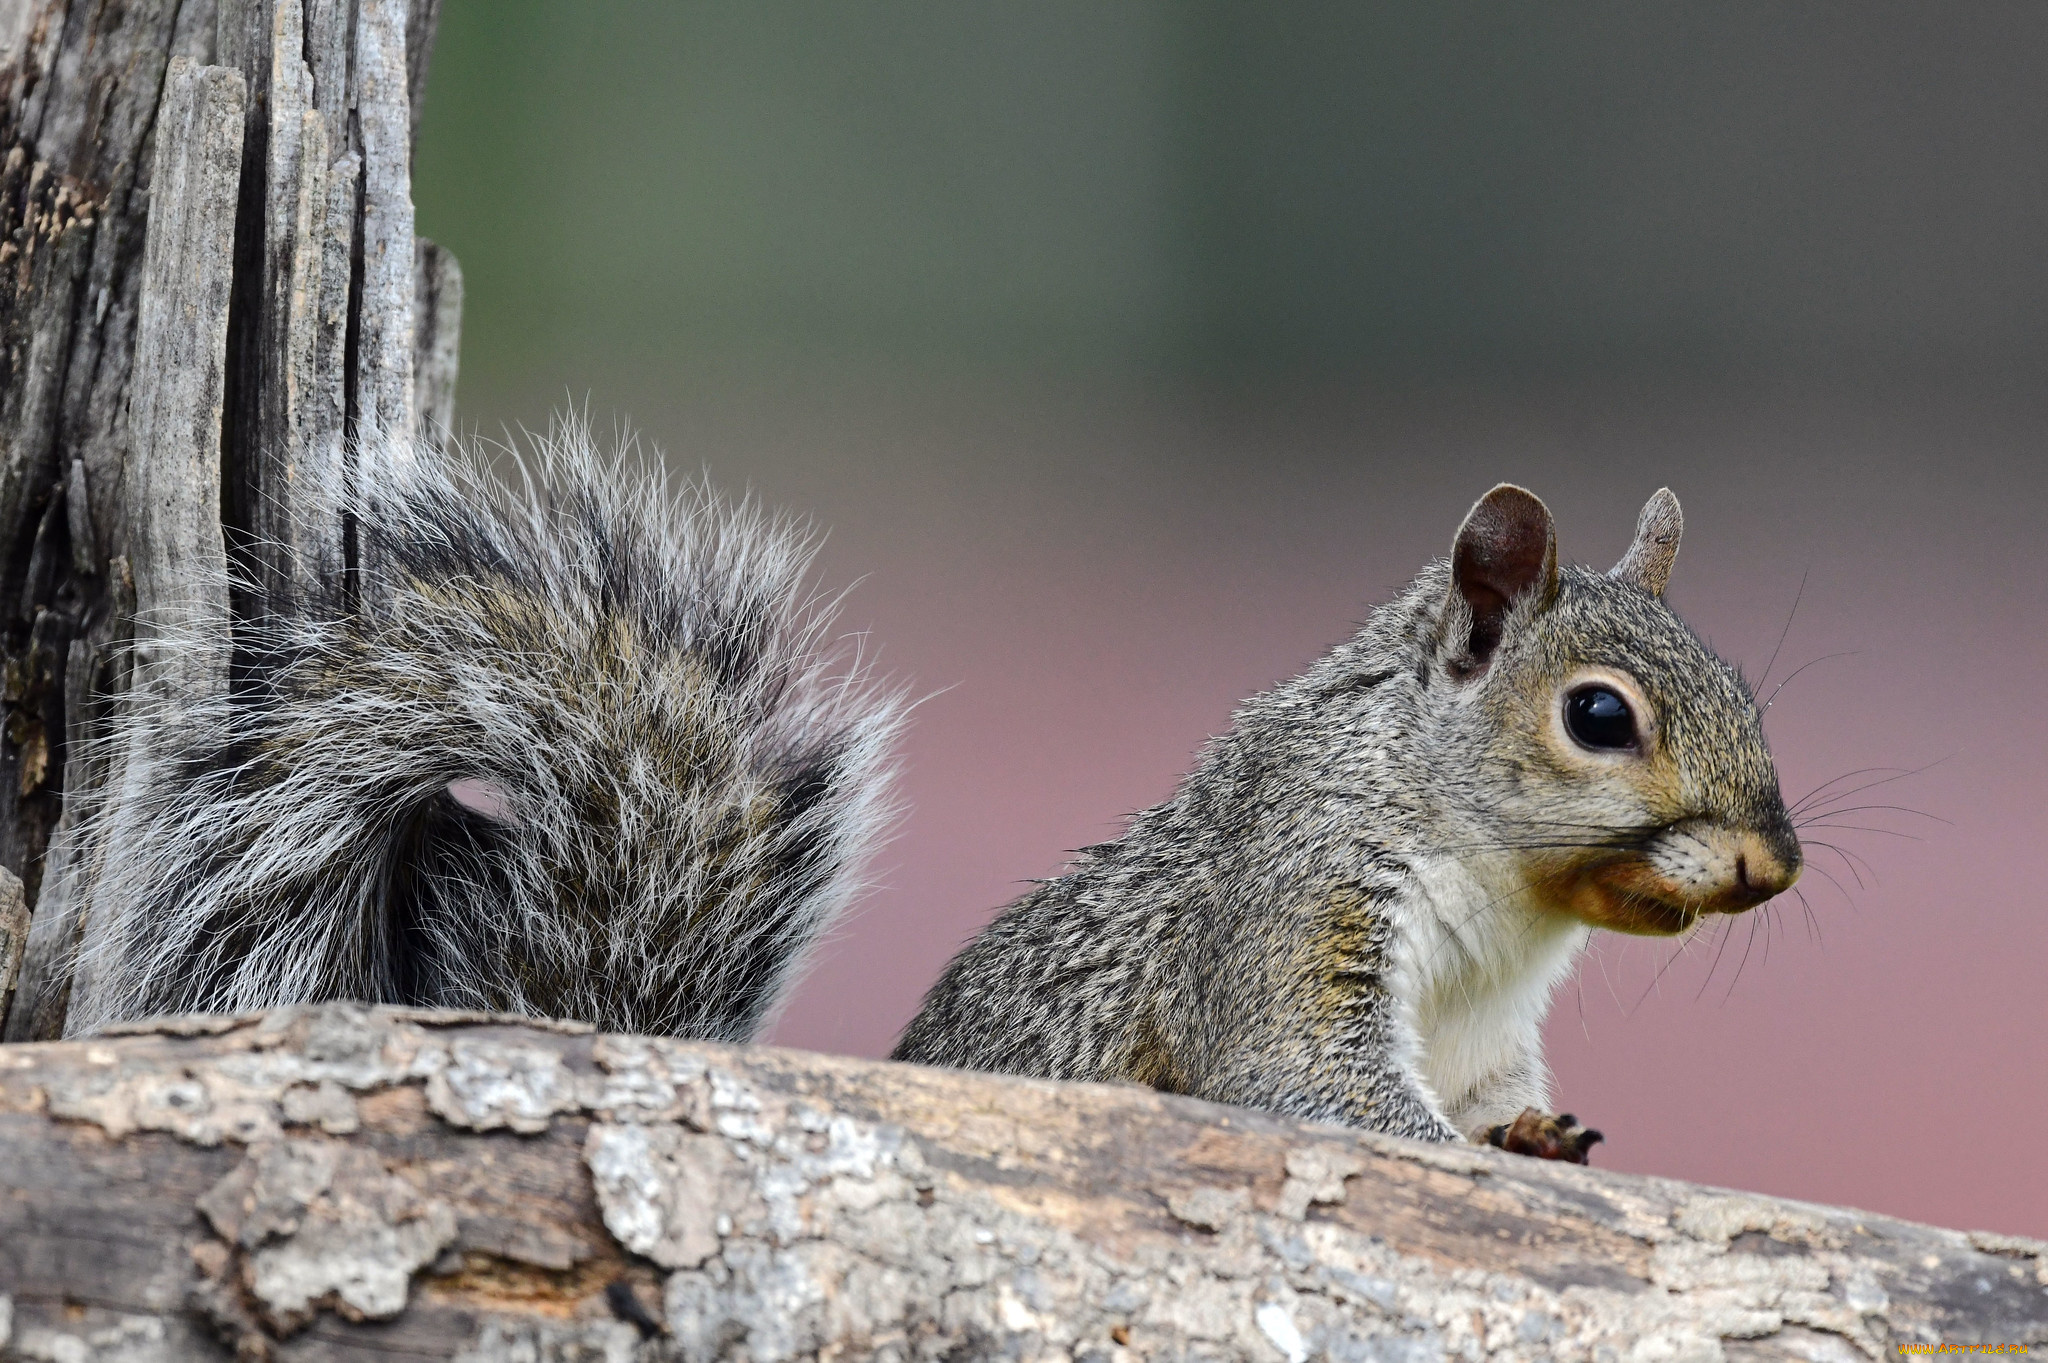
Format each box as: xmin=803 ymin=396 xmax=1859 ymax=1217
xmin=0 ymin=0 xmax=457 ymax=1041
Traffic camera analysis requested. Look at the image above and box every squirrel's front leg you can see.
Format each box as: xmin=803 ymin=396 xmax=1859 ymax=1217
xmin=1448 ymin=1044 xmax=1605 ymax=1164
xmin=1201 ymin=972 xmax=1467 ymax=1143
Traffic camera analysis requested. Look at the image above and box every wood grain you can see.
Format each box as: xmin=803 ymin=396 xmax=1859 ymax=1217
xmin=124 ymin=56 xmax=244 ymax=717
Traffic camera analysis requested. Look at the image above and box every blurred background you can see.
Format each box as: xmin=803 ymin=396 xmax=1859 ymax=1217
xmin=414 ymin=2 xmax=2048 ymax=1236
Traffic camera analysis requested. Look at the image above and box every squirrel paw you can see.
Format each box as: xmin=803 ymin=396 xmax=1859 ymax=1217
xmin=1485 ymin=1108 xmax=1604 ymax=1165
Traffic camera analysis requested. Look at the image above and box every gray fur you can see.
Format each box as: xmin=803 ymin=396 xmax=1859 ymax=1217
xmin=896 ymin=489 xmax=1797 ymax=1146
xmin=65 ymin=420 xmax=902 ymax=1040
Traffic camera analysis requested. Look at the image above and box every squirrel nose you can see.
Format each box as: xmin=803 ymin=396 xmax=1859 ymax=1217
xmin=1715 ymin=829 xmax=1799 ymax=912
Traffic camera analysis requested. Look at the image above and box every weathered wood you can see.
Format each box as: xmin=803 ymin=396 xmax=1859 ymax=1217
xmin=214 ymin=0 xmax=424 ymax=615
xmin=228 ymin=0 xmax=347 ymax=612
xmin=34 ymin=57 xmax=245 ymax=1046
xmin=0 ymin=0 xmax=451 ymax=1041
xmin=126 ymin=57 xmax=244 ymax=710
xmin=0 ymin=555 xmax=127 ymax=1044
xmin=0 ymin=29 xmax=253 ymax=1045
xmin=0 ymin=0 xmax=197 ymax=914
xmin=301 ymin=0 xmax=359 ymax=569
xmin=349 ymin=0 xmax=415 ymax=457
xmin=413 ymin=234 xmax=461 ymax=439
xmin=30 ymin=58 xmax=248 ymax=1047
xmin=0 ymin=1006 xmax=2040 ymax=1361
xmin=404 ymin=0 xmax=442 ymax=153
xmin=0 ymin=863 xmax=24 ymax=1020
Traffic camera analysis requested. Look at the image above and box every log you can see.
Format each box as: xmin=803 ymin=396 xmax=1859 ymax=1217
xmin=0 ymin=0 xmax=456 ymax=1041
xmin=0 ymin=1005 xmax=2041 ymax=1361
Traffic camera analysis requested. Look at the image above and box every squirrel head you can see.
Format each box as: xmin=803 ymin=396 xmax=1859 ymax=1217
xmin=1421 ymin=484 xmax=1801 ymax=936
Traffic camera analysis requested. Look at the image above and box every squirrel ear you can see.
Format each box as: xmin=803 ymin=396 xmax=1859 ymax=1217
xmin=1608 ymin=488 xmax=1682 ymax=597
xmin=1449 ymin=484 xmax=1558 ymax=672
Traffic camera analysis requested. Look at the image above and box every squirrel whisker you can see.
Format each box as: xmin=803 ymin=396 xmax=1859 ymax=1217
xmin=1752 ymin=565 xmax=1809 ymax=697
xmin=1759 ymin=650 xmax=1859 ymax=713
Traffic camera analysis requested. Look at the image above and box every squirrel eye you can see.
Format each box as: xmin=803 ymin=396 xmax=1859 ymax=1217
xmin=1564 ymin=685 xmax=1638 ymax=751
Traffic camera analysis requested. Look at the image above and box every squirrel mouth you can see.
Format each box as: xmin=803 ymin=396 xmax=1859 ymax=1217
xmin=1528 ymin=826 xmax=1798 ymax=936
xmin=1583 ymin=887 xmax=1700 ymax=936
xmin=1534 ymin=857 xmax=1705 ymax=937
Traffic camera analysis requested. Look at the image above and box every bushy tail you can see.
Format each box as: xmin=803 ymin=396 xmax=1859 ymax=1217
xmin=64 ymin=420 xmax=902 ymax=1039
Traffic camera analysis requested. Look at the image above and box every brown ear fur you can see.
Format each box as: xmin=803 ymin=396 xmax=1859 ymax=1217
xmin=1609 ymin=488 xmax=1682 ymax=597
xmin=1449 ymin=484 xmax=1557 ymax=674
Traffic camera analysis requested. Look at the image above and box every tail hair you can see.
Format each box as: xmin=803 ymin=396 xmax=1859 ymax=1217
xmin=64 ymin=417 xmax=903 ymax=1039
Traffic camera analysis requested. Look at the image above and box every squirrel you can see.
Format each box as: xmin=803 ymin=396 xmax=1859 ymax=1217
xmin=892 ymin=482 xmax=1800 ymax=1161
xmin=57 ymin=426 xmax=1799 ymax=1162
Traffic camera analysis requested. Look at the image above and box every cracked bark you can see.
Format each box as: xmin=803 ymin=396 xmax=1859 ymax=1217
xmin=0 ymin=0 xmax=455 ymax=1041
xmin=0 ymin=1006 xmax=2041 ymax=1362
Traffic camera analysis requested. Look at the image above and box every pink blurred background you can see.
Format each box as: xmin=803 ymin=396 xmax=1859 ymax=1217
xmin=419 ymin=5 xmax=2048 ymax=1235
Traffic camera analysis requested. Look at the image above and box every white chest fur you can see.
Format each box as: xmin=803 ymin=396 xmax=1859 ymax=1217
xmin=1396 ymin=856 xmax=1591 ymax=1133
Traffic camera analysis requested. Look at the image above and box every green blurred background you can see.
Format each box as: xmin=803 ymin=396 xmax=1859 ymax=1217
xmin=420 ymin=1 xmax=2047 ymax=389
xmin=413 ymin=2 xmax=2048 ymax=1236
